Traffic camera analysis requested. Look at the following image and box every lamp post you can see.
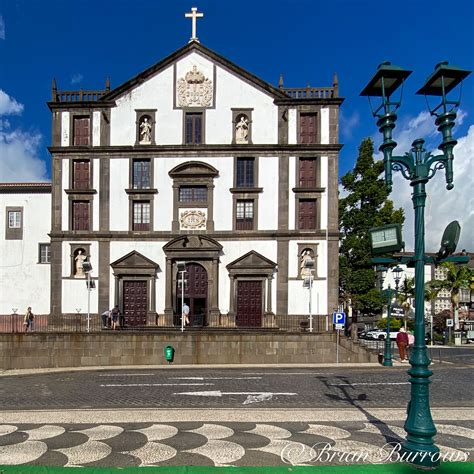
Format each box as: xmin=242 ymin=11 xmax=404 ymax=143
xmin=82 ymin=261 xmax=93 ymax=333
xmin=177 ymin=261 xmax=187 ymax=332
xmin=377 ymin=265 xmax=393 ymax=367
xmin=303 ymin=254 xmax=315 ymax=333
xmin=361 ymin=61 xmax=470 ymax=467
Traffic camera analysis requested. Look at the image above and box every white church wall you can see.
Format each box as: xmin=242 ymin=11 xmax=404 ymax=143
xmin=288 ymin=156 xmax=296 ymax=230
xmin=288 ymin=279 xmax=328 ymax=315
xmin=154 ymin=159 xmax=174 ymax=232
xmin=92 ymin=158 xmax=100 ymax=231
xmin=320 ymin=106 xmax=329 ymax=144
xmin=258 ymin=157 xmax=279 ymax=230
xmin=109 ymin=158 xmax=130 ymax=231
xmin=110 ymin=66 xmax=182 ymax=146
xmin=0 ymin=193 xmax=51 ymax=315
xmin=218 ymin=240 xmax=278 ymax=314
xmin=61 ymin=241 xmax=99 ymax=279
xmin=62 ymin=279 xmax=98 ymax=315
xmin=212 ymin=157 xmax=233 ymax=231
xmin=288 ymin=108 xmax=297 ymax=145
xmin=288 ymin=240 xmax=327 ymax=279
xmin=61 ymin=112 xmax=69 ymax=146
xmin=92 ymin=111 xmax=101 ymax=146
xmin=61 ymin=159 xmax=69 ymax=231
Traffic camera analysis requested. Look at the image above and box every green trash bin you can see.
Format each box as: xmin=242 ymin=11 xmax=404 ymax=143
xmin=164 ymin=345 xmax=175 ymax=364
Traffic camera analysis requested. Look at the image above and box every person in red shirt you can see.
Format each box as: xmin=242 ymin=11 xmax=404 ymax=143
xmin=397 ymin=327 xmax=409 ymax=362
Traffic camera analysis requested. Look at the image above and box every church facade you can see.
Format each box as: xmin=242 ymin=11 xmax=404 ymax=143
xmin=1 ymin=40 xmax=342 ymax=329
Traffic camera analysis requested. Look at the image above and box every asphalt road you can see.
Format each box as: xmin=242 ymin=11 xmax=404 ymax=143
xmin=0 ymin=366 xmax=472 ymax=410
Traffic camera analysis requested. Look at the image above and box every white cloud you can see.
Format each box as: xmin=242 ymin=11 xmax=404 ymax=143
xmin=0 ymin=90 xmax=24 ymax=115
xmin=71 ymin=73 xmax=83 ymax=85
xmin=0 ymin=92 xmax=48 ymax=182
xmin=384 ymin=112 xmax=474 ymax=253
xmin=0 ymin=16 xmax=5 ymax=40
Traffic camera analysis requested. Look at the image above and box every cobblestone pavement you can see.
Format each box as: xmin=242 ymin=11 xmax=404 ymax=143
xmin=0 ymin=416 xmax=472 ymax=467
xmin=0 ymin=366 xmax=471 ymax=410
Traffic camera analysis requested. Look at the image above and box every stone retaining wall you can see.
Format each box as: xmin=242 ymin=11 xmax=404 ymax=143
xmin=0 ymin=332 xmax=378 ymax=369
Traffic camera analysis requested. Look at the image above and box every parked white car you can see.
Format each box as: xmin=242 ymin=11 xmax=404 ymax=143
xmin=365 ymin=329 xmax=399 ymax=340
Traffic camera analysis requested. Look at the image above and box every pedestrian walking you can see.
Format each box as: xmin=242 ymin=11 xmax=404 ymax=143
xmin=396 ymin=327 xmax=409 ymax=362
xmin=111 ymin=305 xmax=120 ymax=330
xmin=182 ymin=302 xmax=190 ymax=326
xmin=24 ymin=306 xmax=34 ymax=332
xmin=101 ymin=309 xmax=111 ymax=328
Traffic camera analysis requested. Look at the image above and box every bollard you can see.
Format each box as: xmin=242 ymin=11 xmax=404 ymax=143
xmin=164 ymin=345 xmax=175 ymax=364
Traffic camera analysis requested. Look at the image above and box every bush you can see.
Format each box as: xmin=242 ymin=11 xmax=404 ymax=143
xmin=377 ymin=317 xmax=403 ymax=330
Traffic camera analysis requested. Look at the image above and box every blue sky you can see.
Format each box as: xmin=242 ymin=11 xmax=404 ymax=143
xmin=0 ymin=0 xmax=473 ymax=250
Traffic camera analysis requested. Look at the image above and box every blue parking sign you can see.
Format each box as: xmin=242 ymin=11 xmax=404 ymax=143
xmin=333 ymin=312 xmax=346 ymax=325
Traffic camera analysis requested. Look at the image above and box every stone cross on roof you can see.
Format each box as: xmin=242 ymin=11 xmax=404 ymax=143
xmin=185 ymin=7 xmax=204 ymax=43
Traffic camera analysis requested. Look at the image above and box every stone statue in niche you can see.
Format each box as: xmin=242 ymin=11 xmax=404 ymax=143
xmin=300 ymin=249 xmax=314 ymax=278
xmin=235 ymin=115 xmax=249 ymax=144
xmin=139 ymin=117 xmax=152 ymax=144
xmin=74 ymin=249 xmax=87 ymax=278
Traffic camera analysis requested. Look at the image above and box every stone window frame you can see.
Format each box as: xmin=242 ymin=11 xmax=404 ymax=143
xmin=5 ymin=206 xmax=23 ymax=240
xmin=182 ymin=108 xmax=206 ymax=145
xmin=231 ymin=108 xmax=253 ymax=145
xmin=135 ymin=109 xmax=157 ymax=146
xmin=233 ymin=156 xmax=259 ymax=189
xmin=127 ymin=157 xmax=157 ymax=191
xmin=232 ymin=194 xmax=259 ymax=232
xmin=293 ymin=156 xmax=324 ymax=190
xmin=69 ymin=243 xmax=91 ymax=279
xmin=69 ymin=196 xmax=94 ymax=232
xmin=38 ymin=243 xmax=51 ymax=264
xmin=295 ymin=195 xmax=320 ymax=231
xmin=68 ymin=157 xmax=94 ymax=191
xmin=296 ymin=106 xmax=321 ymax=145
xmin=129 ymin=197 xmax=154 ymax=232
xmin=70 ymin=109 xmax=92 ymax=147
xmin=169 ymin=162 xmax=218 ymax=232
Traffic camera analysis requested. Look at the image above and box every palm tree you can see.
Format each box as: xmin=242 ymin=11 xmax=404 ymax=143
xmin=430 ymin=263 xmax=473 ymax=330
xmin=397 ymin=276 xmax=415 ymax=330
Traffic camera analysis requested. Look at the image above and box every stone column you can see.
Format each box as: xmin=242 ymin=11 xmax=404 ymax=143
xmin=114 ymin=275 xmax=119 ymax=307
xmin=208 ymin=258 xmax=220 ymax=327
xmin=163 ymin=258 xmax=174 ymax=326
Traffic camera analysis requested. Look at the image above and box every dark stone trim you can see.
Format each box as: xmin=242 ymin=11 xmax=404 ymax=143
xmin=231 ymin=194 xmax=259 ymax=232
xmin=5 ymin=206 xmax=23 ymax=240
xmin=99 ymin=155 xmax=110 ymax=232
xmin=182 ymin=108 xmax=206 ymax=145
xmin=274 ymin=98 xmax=345 ymax=106
xmin=327 ymin=153 xmax=339 ymax=232
xmin=49 ymin=144 xmax=344 ymax=155
xmin=135 ymin=109 xmax=157 ymax=146
xmin=125 ymin=188 xmax=158 ymax=195
xmin=278 ymin=154 xmax=289 ymax=231
xmin=327 ymin=236 xmax=339 ymax=315
xmin=276 ymin=238 xmax=289 ymax=317
xmin=128 ymin=194 xmax=155 ymax=233
xmin=292 ymin=187 xmax=325 ymax=194
xmin=100 ymin=109 xmax=111 ymax=146
xmin=48 ymin=101 xmax=116 ymax=111
xmin=278 ymin=106 xmax=289 ymax=145
xmin=37 ymin=242 xmax=51 ymax=264
xmin=65 ymin=189 xmax=97 ymax=195
xmin=101 ymin=42 xmax=288 ymax=102
xmin=50 ymin=240 xmax=62 ymax=316
xmin=229 ymin=187 xmax=262 ymax=194
xmin=51 ymin=156 xmax=62 ymax=232
xmin=0 ymin=184 xmax=51 ymax=194
xmin=52 ymin=110 xmax=61 ymax=146
xmin=231 ymin=109 xmax=253 ymax=145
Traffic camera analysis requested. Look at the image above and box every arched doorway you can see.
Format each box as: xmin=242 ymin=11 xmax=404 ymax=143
xmin=176 ymin=262 xmax=208 ymax=326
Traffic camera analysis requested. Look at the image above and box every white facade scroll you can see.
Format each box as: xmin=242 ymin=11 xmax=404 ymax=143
xmin=320 ymin=106 xmax=329 ymax=144
xmin=92 ymin=111 xmax=101 ymax=146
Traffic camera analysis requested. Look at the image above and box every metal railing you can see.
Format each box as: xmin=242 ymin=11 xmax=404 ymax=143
xmin=0 ymin=313 xmax=332 ymax=334
xmin=283 ymin=87 xmax=336 ymax=99
xmin=53 ymin=90 xmax=107 ymax=103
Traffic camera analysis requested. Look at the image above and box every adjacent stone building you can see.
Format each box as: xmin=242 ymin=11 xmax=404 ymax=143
xmin=1 ymin=40 xmax=342 ymax=328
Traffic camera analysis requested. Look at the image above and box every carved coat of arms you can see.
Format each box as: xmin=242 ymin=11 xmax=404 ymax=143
xmin=177 ymin=66 xmax=213 ymax=107
xmin=180 ymin=210 xmax=207 ymax=230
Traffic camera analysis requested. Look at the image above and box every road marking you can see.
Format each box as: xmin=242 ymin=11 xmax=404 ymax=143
xmin=328 ymin=382 xmax=410 ymax=386
xmin=98 ymin=373 xmax=156 ymax=377
xmin=242 ymin=372 xmax=334 ymax=375
xmin=174 ymin=390 xmax=298 ymax=405
xmin=100 ymin=383 xmax=215 ymax=387
xmin=169 ymin=377 xmax=262 ymax=380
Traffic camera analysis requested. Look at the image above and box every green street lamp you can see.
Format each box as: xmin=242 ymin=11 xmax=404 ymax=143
xmin=361 ymin=61 xmax=471 ymax=467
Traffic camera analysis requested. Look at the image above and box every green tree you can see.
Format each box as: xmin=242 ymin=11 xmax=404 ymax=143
xmin=429 ymin=262 xmax=473 ymax=329
xmin=339 ymin=138 xmax=404 ymax=316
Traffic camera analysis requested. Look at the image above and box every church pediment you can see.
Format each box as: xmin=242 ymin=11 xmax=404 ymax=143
xmin=169 ymin=161 xmax=219 ymax=178
xmin=100 ymin=42 xmax=287 ymax=103
xmin=111 ymin=251 xmax=159 ymax=270
xmin=227 ymin=251 xmax=277 ymax=270
xmin=163 ymin=235 xmax=223 ymax=252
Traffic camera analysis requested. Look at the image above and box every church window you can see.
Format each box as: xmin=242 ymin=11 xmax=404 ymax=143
xmin=8 ymin=210 xmax=21 ymax=228
xmin=236 ymin=158 xmax=255 ymax=187
xmin=73 ymin=160 xmax=91 ymax=189
xmin=179 ymin=185 xmax=207 ymax=202
xmin=132 ymin=159 xmax=151 ymax=189
xmin=185 ymin=112 xmax=203 ymax=144
xmin=73 ymin=116 xmax=90 ymax=146
xmin=236 ymin=200 xmax=254 ymax=230
xmin=298 ymin=199 xmax=317 ymax=230
xmin=133 ymin=201 xmax=151 ymax=231
xmin=72 ymin=200 xmax=90 ymax=231
xmin=299 ymin=113 xmax=318 ymax=144
xmin=39 ymin=243 xmax=51 ymax=264
xmin=298 ymin=157 xmax=317 ymax=187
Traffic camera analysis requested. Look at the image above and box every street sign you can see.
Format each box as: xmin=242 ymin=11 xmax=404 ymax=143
xmin=335 ymin=324 xmax=344 ymax=330
xmin=446 ymin=319 xmax=454 ymax=327
xmin=333 ymin=312 xmax=346 ymax=325
xmin=391 ymin=306 xmax=404 ymax=316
